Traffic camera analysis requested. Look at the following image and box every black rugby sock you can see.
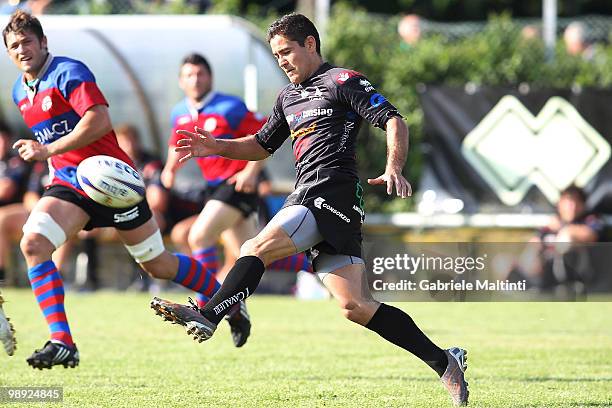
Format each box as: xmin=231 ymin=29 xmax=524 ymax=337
xmin=199 ymin=256 xmax=265 ymax=325
xmin=366 ymin=303 xmax=448 ymax=377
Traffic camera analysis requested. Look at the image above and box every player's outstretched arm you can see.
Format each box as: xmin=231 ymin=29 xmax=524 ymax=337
xmin=175 ymin=127 xmax=270 ymax=163
xmin=367 ymin=116 xmax=412 ymax=199
xmin=13 ymin=105 xmax=112 ymax=161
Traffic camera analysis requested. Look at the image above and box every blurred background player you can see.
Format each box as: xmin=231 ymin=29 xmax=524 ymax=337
xmin=161 ymin=53 xmax=266 ymax=305
xmin=4 ymin=10 xmax=246 ymax=369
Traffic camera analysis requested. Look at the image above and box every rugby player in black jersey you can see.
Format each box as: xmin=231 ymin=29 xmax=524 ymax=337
xmin=151 ymin=13 xmax=468 ymax=406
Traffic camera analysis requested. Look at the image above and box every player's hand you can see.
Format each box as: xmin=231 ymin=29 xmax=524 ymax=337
xmin=13 ymin=139 xmax=50 ymax=162
xmin=367 ymin=169 xmax=412 ymax=198
xmin=175 ymin=126 xmax=220 ymax=163
xmin=228 ymin=168 xmax=258 ymax=194
xmin=160 ymin=168 xmax=175 ymax=189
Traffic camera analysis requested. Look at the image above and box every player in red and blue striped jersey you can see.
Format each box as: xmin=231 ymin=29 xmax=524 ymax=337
xmin=3 ymin=10 xmax=245 ymax=369
xmin=163 ymin=55 xmax=314 ymax=295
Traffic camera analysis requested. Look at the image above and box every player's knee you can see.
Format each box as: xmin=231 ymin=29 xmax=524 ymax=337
xmin=240 ymin=237 xmax=260 ymax=257
xmin=20 ymin=233 xmax=53 ymax=259
xmin=339 ymin=299 xmax=362 ymax=323
xmin=187 ymin=228 xmax=207 ymax=249
xmin=139 ymin=252 xmax=174 ymax=280
xmin=170 ymin=228 xmax=187 ymax=249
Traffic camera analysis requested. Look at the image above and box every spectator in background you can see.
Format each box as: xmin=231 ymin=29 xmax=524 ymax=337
xmin=398 ymin=14 xmax=421 ymax=49
xmin=564 ymin=21 xmax=595 ymax=59
xmin=0 ymin=123 xmax=28 ymax=283
xmin=509 ymin=185 xmax=603 ymax=291
xmin=520 ymin=24 xmax=540 ymax=41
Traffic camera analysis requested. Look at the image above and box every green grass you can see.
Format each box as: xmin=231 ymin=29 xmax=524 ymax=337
xmin=1 ymin=289 xmax=611 ymax=407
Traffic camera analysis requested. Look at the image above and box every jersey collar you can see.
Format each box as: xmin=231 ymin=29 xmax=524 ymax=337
xmin=186 ymin=90 xmax=216 ymax=120
xmin=22 ymin=53 xmax=54 ymax=102
xmin=295 ymin=62 xmax=332 ymax=88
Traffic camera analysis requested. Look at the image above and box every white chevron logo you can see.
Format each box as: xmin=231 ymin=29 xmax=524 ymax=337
xmin=462 ymin=96 xmax=610 ymax=205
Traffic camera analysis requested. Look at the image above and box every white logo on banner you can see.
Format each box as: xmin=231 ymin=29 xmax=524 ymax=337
xmin=461 ymin=96 xmax=610 ymax=205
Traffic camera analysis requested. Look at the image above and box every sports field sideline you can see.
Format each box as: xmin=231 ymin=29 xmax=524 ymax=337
xmin=1 ymin=289 xmax=611 ymax=407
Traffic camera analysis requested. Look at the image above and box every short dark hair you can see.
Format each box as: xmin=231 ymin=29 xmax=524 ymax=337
xmin=267 ymin=13 xmax=321 ymax=56
xmin=180 ymin=53 xmax=212 ymax=76
xmin=560 ymin=185 xmax=587 ymax=203
xmin=3 ymin=10 xmax=45 ymax=47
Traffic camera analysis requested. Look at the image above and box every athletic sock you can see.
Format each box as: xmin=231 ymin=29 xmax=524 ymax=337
xmin=268 ymin=253 xmax=313 ymax=273
xmin=199 ymin=255 xmax=265 ymax=325
xmin=172 ymin=254 xmax=220 ymax=306
xmin=28 ymin=261 xmax=74 ymax=347
xmin=366 ymin=303 xmax=448 ymax=376
xmin=191 ymin=247 xmax=219 ymax=307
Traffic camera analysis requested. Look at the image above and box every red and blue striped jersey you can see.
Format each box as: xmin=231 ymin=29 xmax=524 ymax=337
xmin=169 ymin=92 xmax=265 ymax=187
xmin=12 ymin=55 xmax=134 ymax=195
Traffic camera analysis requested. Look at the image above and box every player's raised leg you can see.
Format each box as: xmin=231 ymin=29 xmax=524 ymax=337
xmin=187 ymin=199 xmax=242 ymax=307
xmin=151 ymin=205 xmax=318 ymax=342
xmin=318 ymin=261 xmax=468 ymax=406
xmin=189 ymin=204 xmax=257 ymax=346
xmin=20 ymin=197 xmax=87 ymax=369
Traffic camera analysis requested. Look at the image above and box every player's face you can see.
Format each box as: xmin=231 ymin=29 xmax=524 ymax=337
xmin=5 ymin=30 xmax=48 ymax=79
xmin=558 ymin=193 xmax=584 ymax=223
xmin=270 ymin=34 xmax=320 ymax=84
xmin=179 ymin=63 xmax=211 ymax=101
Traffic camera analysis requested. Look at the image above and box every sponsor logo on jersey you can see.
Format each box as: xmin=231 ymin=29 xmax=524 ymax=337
xmin=336 ymin=70 xmax=359 ymax=84
xmin=370 ymin=93 xmax=387 ymax=108
xmin=359 ymin=79 xmax=375 ymax=92
xmin=352 ymin=205 xmax=365 ymax=224
xmin=290 ymin=124 xmax=317 ymax=140
xmin=177 ymin=115 xmax=191 ymax=126
xmin=203 ymin=117 xmax=217 ymax=132
xmin=34 ymin=120 xmax=73 ymax=143
xmin=114 ymin=206 xmax=140 ymax=223
xmin=286 ymin=108 xmax=333 ymax=125
xmin=314 ymin=196 xmax=351 ymax=223
xmin=300 ymin=86 xmax=324 ymax=101
xmin=41 ymin=95 xmax=53 ymax=112
xmin=339 ymin=119 xmax=355 ymax=152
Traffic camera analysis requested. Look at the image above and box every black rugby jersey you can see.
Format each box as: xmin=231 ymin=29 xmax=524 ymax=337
xmin=255 ymin=63 xmax=401 ymax=187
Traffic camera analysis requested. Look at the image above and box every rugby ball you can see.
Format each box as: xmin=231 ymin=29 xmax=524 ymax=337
xmin=76 ymin=155 xmax=145 ymax=208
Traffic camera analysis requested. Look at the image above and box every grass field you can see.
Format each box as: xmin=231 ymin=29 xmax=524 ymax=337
xmin=1 ymin=289 xmax=611 ymax=407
